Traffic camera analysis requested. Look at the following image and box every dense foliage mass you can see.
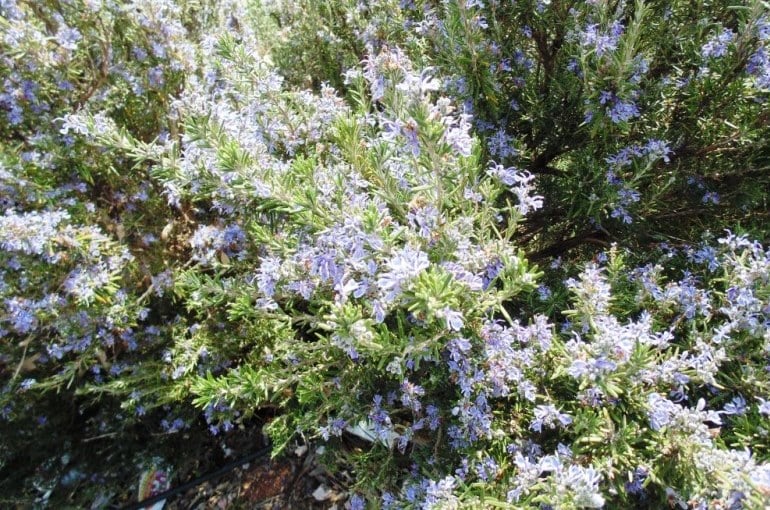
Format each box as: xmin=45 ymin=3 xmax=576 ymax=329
xmin=2 ymin=0 xmax=770 ymax=508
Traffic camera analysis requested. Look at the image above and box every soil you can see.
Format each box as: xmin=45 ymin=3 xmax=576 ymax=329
xmin=126 ymin=421 xmax=348 ymax=510
xmin=162 ymin=446 xmax=344 ymax=510
xmin=4 ymin=414 xmax=351 ymax=509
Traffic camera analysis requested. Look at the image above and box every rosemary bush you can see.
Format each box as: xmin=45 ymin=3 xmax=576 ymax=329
xmin=2 ymin=0 xmax=770 ymax=508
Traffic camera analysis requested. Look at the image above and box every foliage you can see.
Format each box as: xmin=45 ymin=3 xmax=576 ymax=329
xmin=1 ymin=0 xmax=770 ymax=508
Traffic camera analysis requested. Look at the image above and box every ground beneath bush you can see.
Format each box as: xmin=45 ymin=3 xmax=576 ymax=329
xmin=119 ymin=420 xmax=350 ymax=510
xmin=164 ymin=449 xmax=342 ymax=510
xmin=2 ymin=414 xmax=352 ymax=508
